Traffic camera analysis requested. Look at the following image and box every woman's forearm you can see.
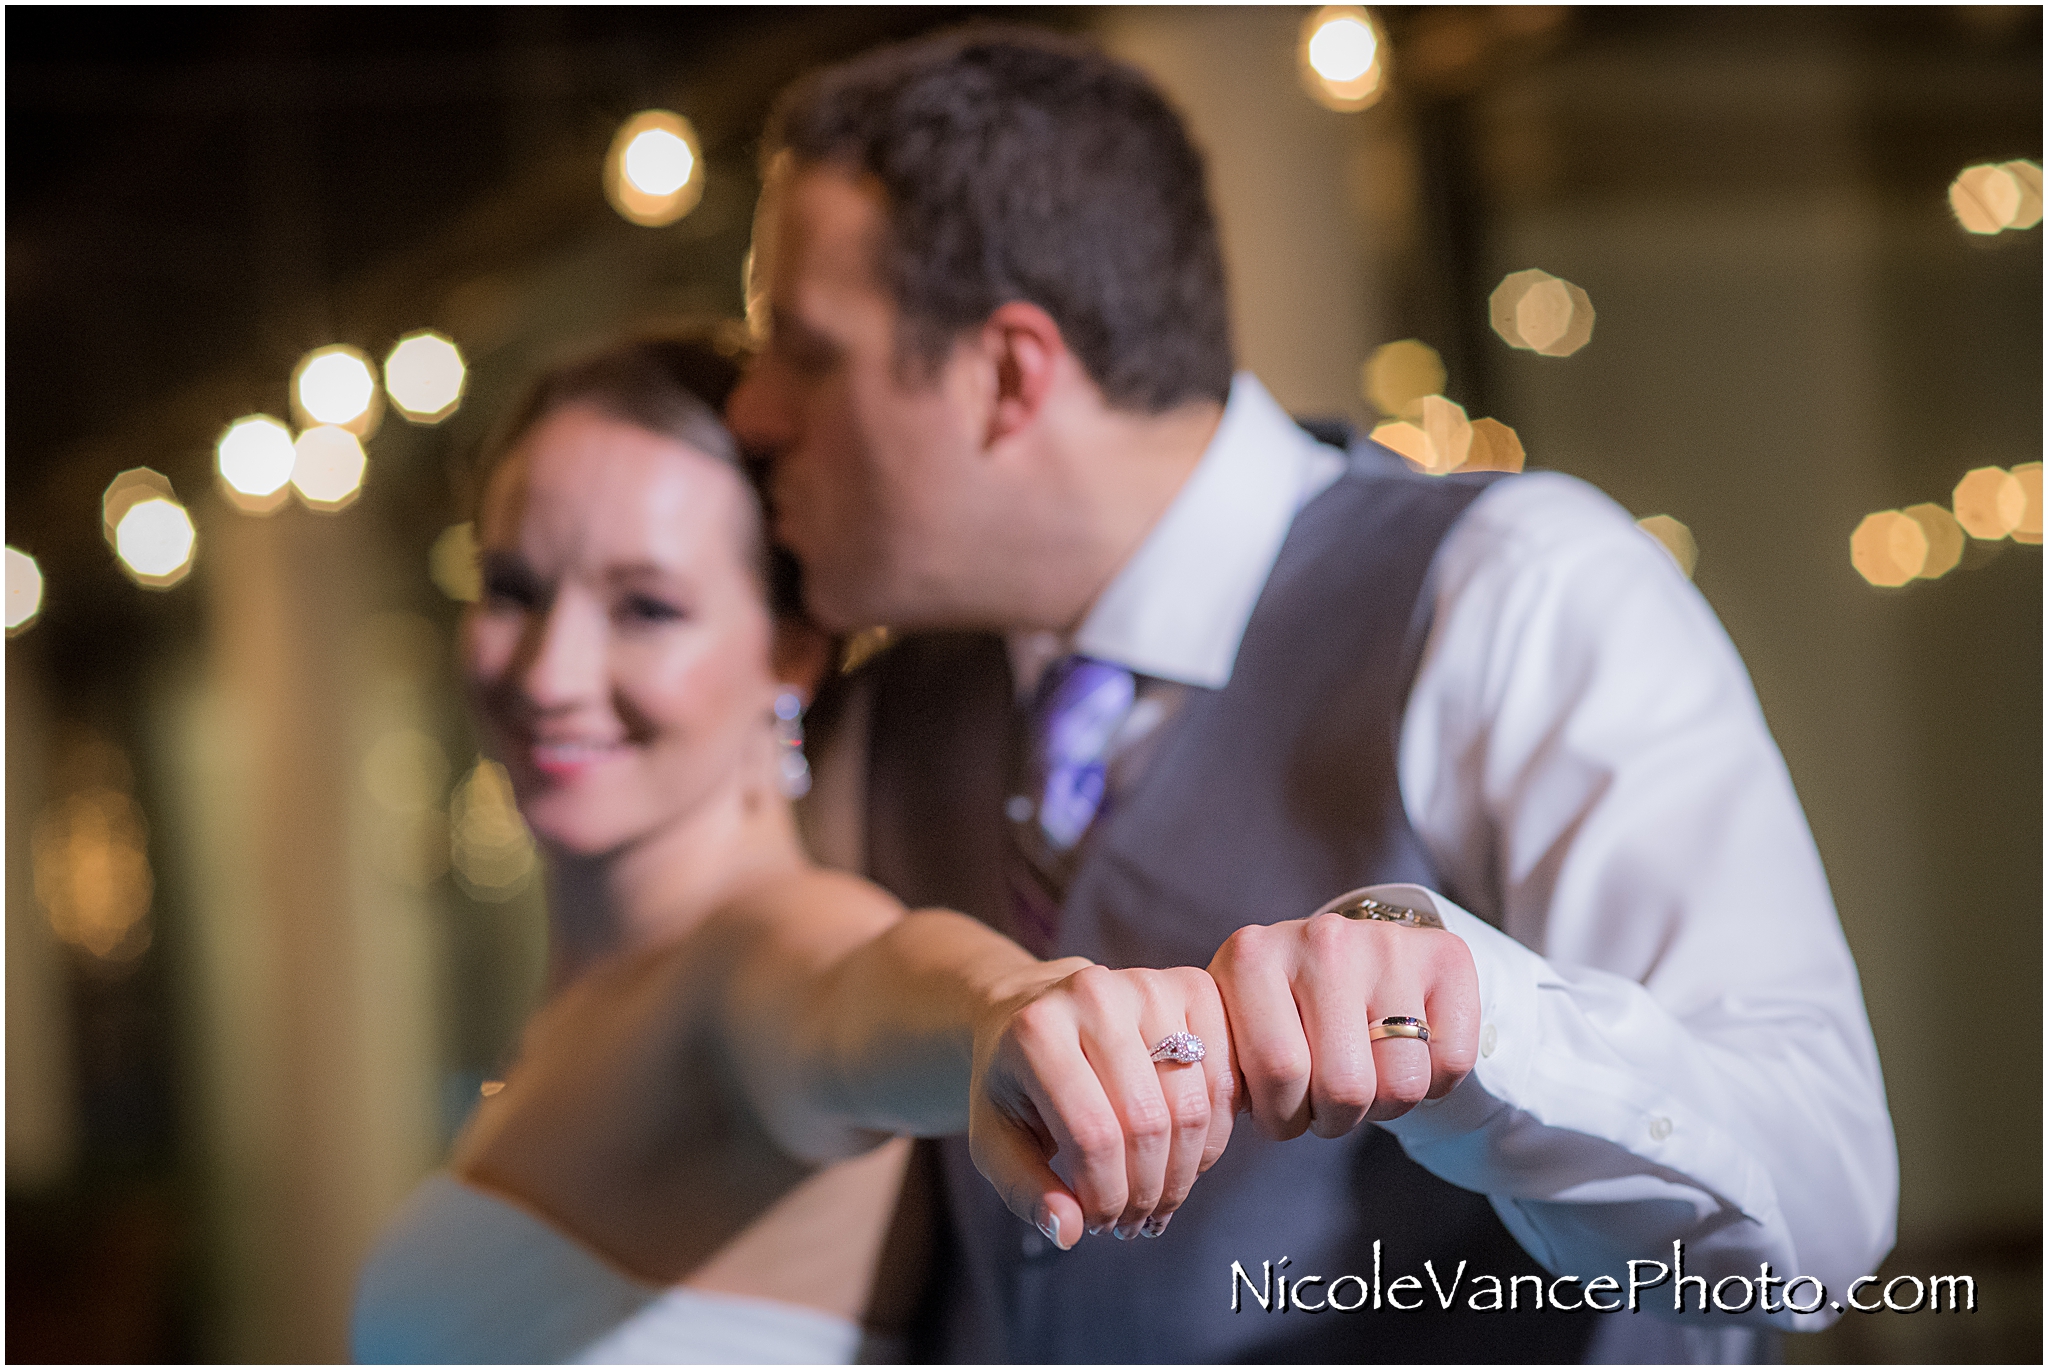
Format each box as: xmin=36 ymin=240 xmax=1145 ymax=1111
xmin=717 ymin=881 xmax=1085 ymax=1162
xmin=813 ymin=910 xmax=1089 ymax=1137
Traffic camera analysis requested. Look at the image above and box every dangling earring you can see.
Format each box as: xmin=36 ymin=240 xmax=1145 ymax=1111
xmin=773 ymin=690 xmax=811 ymax=799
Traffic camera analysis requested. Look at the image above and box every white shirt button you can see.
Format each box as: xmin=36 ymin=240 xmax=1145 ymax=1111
xmin=1479 ymin=1023 xmax=1498 ymax=1058
xmin=1649 ymin=1116 xmax=1673 ymax=1141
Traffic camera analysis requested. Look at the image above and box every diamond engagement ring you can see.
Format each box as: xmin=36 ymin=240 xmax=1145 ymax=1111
xmin=1367 ymin=1015 xmax=1431 ymax=1043
xmin=1149 ymin=1031 xmax=1206 ymax=1064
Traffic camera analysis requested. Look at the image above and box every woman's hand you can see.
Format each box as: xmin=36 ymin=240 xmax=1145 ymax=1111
xmin=967 ymin=963 xmax=1236 ymax=1249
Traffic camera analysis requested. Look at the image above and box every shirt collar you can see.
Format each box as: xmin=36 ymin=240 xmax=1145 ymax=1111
xmin=1009 ymin=373 xmax=1346 ymax=696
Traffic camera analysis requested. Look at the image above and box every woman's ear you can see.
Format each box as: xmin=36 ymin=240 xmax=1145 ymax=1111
xmin=771 ymin=617 xmax=836 ymax=705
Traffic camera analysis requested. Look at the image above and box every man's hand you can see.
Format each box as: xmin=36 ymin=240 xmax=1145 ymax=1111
xmin=968 ymin=964 xmax=1235 ymax=1249
xmin=1209 ymin=896 xmax=1480 ymax=1141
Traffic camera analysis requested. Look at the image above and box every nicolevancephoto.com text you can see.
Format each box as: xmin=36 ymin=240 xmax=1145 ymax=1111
xmin=1231 ymin=1241 xmax=1978 ymax=1319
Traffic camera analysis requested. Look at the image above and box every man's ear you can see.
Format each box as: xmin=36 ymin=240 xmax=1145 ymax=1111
xmin=981 ymin=301 xmax=1067 ymax=448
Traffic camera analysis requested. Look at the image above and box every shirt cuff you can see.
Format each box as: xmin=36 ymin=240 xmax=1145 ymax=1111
xmin=1345 ymin=882 xmax=1544 ymax=1118
xmin=1357 ymin=885 xmax=1804 ymax=1327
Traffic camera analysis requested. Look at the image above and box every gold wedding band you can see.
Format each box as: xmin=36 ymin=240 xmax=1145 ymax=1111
xmin=1368 ymin=1015 xmax=1431 ymax=1043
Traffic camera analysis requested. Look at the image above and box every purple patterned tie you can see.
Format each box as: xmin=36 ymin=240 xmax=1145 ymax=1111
xmin=1030 ymin=655 xmax=1137 ymax=851
xmin=1007 ymin=655 xmax=1136 ymax=956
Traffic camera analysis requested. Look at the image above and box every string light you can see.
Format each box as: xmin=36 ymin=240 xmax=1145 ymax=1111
xmin=34 ymin=787 xmax=154 ymax=961
xmin=1850 ymin=511 xmax=1927 ymax=587
xmin=384 ymin=330 xmax=467 ymax=423
xmin=292 ymin=425 xmax=369 ymax=510
xmin=451 ymin=759 xmax=537 ymax=901
xmin=605 ymin=111 xmax=705 ymax=227
xmin=1952 ymin=466 xmax=2025 ymax=540
xmin=1490 ymin=268 xmax=1596 ymax=356
xmin=2011 ymin=461 xmax=2042 ymax=544
xmin=115 ymin=501 xmax=198 ymax=586
xmin=1949 ymin=160 xmax=2044 ymax=235
xmin=32 ymin=736 xmax=154 ymax=963
xmin=1901 ymin=503 xmax=1964 ymax=579
xmin=1463 ymin=417 xmax=1526 ymax=473
xmin=216 ymin=415 xmax=297 ymax=513
xmin=1362 ymin=339 xmax=1446 ymax=421
xmin=1372 ymin=396 xmax=1472 ymax=475
xmin=6 ymin=547 xmax=44 ymax=634
xmin=430 ymin=523 xmax=482 ymax=602
xmin=1299 ymin=6 xmax=1388 ymax=112
xmin=1637 ymin=515 xmax=1698 ymax=579
xmin=292 ymin=345 xmax=381 ymax=436
xmin=103 ymin=470 xmax=196 ymax=587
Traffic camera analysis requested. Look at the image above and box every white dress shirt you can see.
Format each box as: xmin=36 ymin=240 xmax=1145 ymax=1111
xmin=1032 ymin=374 xmax=1896 ymax=1353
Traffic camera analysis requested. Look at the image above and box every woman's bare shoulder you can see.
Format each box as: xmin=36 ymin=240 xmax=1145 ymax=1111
xmin=715 ymin=864 xmax=906 ymax=959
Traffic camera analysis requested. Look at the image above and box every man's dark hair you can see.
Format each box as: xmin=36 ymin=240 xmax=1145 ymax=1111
xmin=765 ymin=27 xmax=1234 ymax=412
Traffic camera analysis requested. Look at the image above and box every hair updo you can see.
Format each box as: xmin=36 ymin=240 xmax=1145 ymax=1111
xmin=471 ymin=332 xmax=803 ymax=621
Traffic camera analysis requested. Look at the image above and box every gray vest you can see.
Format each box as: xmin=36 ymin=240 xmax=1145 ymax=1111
xmin=863 ymin=446 xmax=1597 ymax=1362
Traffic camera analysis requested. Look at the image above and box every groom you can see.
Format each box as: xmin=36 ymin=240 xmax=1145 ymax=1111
xmin=729 ymin=25 xmax=1894 ymax=1364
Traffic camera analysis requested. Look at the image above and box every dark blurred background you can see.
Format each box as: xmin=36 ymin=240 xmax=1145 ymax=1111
xmin=5 ymin=7 xmax=2039 ymax=1362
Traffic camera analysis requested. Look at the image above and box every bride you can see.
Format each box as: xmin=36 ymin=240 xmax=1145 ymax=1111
xmin=352 ymin=335 xmax=1234 ymax=1362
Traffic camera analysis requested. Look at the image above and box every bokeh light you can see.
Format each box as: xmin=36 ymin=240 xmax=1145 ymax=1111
xmin=1851 ymin=510 xmax=1928 ymax=587
xmin=1948 ymin=161 xmax=2042 ymax=235
xmin=1299 ymin=6 xmax=1387 ymax=112
xmin=216 ymin=415 xmax=297 ymax=513
xmin=1463 ymin=417 xmax=1527 ymax=473
xmin=1418 ymin=394 xmax=1472 ymax=472
xmin=430 ymin=522 xmax=482 ymax=602
xmin=32 ymin=785 xmax=153 ymax=962
xmin=1901 ymin=502 xmax=1964 ymax=579
xmin=1952 ymin=465 xmax=2025 ymax=540
xmin=1371 ymin=420 xmax=1431 ymax=469
xmin=7 ymin=546 xmax=45 ymax=634
xmin=384 ymin=330 xmax=466 ymax=423
xmin=365 ymin=728 xmax=452 ymax=889
xmin=1490 ymin=267 xmax=1596 ymax=356
xmin=605 ymin=110 xmax=705 ymax=227
xmin=102 ymin=467 xmax=177 ymax=544
xmin=2010 ymin=461 xmax=2042 ymax=544
xmin=292 ymin=345 xmax=381 ymax=435
xmin=104 ymin=469 xmax=198 ymax=585
xmin=451 ymin=759 xmax=537 ymax=901
xmin=291 ymin=425 xmax=368 ymax=510
xmin=839 ymin=624 xmax=894 ymax=675
xmin=363 ymin=728 xmax=451 ymax=815
xmin=2005 ymin=161 xmax=2044 ymax=230
xmin=1362 ymin=339 xmax=1447 ymax=420
xmin=1372 ymin=395 xmax=1473 ymax=475
xmin=115 ymin=499 xmax=198 ymax=588
xmin=1637 ymin=515 xmax=1698 ymax=579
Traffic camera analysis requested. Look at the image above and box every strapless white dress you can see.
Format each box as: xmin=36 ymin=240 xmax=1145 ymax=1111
xmin=353 ymin=1173 xmax=893 ymax=1364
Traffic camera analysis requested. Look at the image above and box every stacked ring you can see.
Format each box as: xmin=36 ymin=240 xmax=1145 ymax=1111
xmin=1149 ymin=1031 xmax=1206 ymax=1064
xmin=1367 ymin=1015 xmax=1430 ymax=1043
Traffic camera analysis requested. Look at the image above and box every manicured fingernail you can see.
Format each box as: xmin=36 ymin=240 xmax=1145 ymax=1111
xmin=1037 ymin=1213 xmax=1061 ymax=1246
xmin=1113 ymin=1224 xmax=1137 ymax=1241
xmin=1141 ymin=1214 xmax=1169 ymax=1238
xmin=1086 ymin=1224 xmax=1105 ymax=1237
